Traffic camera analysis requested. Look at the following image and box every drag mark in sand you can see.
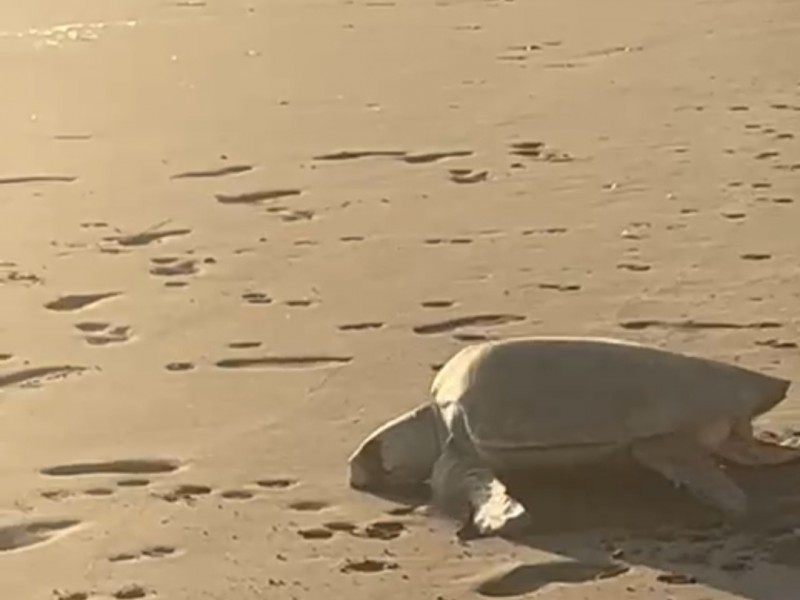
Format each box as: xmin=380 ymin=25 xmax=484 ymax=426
xmin=215 ymin=356 xmax=353 ymax=369
xmin=0 ymin=365 xmax=86 ymax=389
xmin=215 ymin=189 xmax=302 ymax=204
xmin=619 ymin=319 xmax=782 ymax=331
xmin=0 ymin=175 xmax=77 ymax=185
xmin=41 ymin=459 xmax=181 ymax=477
xmin=171 ymin=165 xmax=253 ymax=179
xmin=0 ymin=518 xmax=82 ymax=552
xmin=413 ymin=314 xmax=525 ymax=335
xmin=45 ymin=292 xmax=121 ymax=312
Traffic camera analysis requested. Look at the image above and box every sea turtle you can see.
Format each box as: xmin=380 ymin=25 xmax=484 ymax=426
xmin=348 ymin=337 xmax=800 ymax=537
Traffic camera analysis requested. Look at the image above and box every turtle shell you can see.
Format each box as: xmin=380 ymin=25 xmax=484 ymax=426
xmin=432 ymin=337 xmax=790 ymax=451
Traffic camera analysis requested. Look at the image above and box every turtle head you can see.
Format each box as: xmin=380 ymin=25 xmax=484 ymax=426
xmin=348 ymin=404 xmax=441 ymax=492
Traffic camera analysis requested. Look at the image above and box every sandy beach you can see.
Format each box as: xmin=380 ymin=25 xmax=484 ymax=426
xmin=2 ymin=0 xmax=800 ymax=597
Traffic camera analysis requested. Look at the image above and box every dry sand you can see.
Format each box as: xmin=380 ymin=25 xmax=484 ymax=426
xmin=2 ymin=0 xmax=800 ymax=597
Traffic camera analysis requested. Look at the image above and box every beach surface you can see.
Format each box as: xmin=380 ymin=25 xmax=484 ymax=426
xmin=2 ymin=0 xmax=800 ymax=598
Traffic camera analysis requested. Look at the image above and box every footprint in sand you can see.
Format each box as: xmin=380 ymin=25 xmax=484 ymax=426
xmin=358 ymin=520 xmax=408 ymax=541
xmin=755 ymin=339 xmax=798 ymax=350
xmin=165 ymin=362 xmax=195 ymax=372
xmin=40 ymin=459 xmax=181 ymax=477
xmin=109 ymin=545 xmax=179 ymax=563
xmin=109 ymin=229 xmax=191 ymax=248
xmin=156 ymin=484 xmax=213 ymax=504
xmin=279 ymin=208 xmax=315 ymax=222
xmin=45 ymin=292 xmax=120 ymax=312
xmin=228 ymin=341 xmax=263 ymax=350
xmin=285 ymin=299 xmax=316 ymax=308
xmin=215 ymin=356 xmax=352 ymax=370
xmin=656 ymin=572 xmax=698 ymax=585
xmin=538 ymin=282 xmax=582 ymax=292
xmin=413 ymin=314 xmax=525 ymax=335
xmin=722 ymin=211 xmax=747 ymax=220
xmin=399 ymin=150 xmax=473 ymax=164
xmin=117 ymin=478 xmax=152 ymax=488
xmin=219 ymin=489 xmax=255 ymax=501
xmin=53 ymin=592 xmax=90 ymax=600
xmin=509 ymin=142 xmax=573 ymax=163
xmin=338 ymin=322 xmax=384 ymax=332
xmin=75 ymin=322 xmax=134 ymax=346
xmin=83 ymin=487 xmax=115 ymax=497
xmin=448 ymin=168 xmax=489 ymax=184
xmin=421 ymin=300 xmax=455 ymax=308
xmin=0 ymin=365 xmax=87 ymax=390
xmin=288 ymin=500 xmax=330 ymax=512
xmin=617 ymin=262 xmax=652 ymax=272
xmin=255 ymin=477 xmax=298 ymax=489
xmin=298 ymin=527 xmax=335 ymax=540
xmin=340 ymin=558 xmax=399 ymax=574
xmin=242 ymin=292 xmax=273 ymax=305
xmin=0 ymin=267 xmax=42 ymax=285
xmin=0 ymin=175 xmax=76 ymax=185
xmin=215 ymin=189 xmax=302 ymax=204
xmin=149 ymin=258 xmax=199 ymax=277
xmin=740 ymin=253 xmax=772 ymax=261
xmin=113 ymin=583 xmax=150 ymax=599
xmin=453 ymin=332 xmax=495 ymax=342
xmin=313 ymin=150 xmax=405 ymax=161
xmin=619 ymin=319 xmax=781 ymax=331
xmin=521 ymin=226 xmax=568 ymax=236
xmin=0 ymin=517 xmax=81 ymax=552
xmin=171 ymin=164 xmax=253 ymax=179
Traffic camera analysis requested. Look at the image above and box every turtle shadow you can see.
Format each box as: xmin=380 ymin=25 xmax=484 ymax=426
xmin=364 ymin=458 xmax=800 ymax=599
xmin=488 ymin=458 xmax=800 ymax=599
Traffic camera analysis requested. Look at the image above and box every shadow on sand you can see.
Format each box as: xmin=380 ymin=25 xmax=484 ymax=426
xmin=362 ymin=455 xmax=800 ymax=599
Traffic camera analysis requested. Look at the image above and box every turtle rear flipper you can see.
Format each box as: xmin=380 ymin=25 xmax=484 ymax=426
xmin=632 ymin=435 xmax=748 ymax=517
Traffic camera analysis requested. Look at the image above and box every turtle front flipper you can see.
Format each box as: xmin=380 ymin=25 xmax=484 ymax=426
xmin=713 ymin=420 xmax=800 ymax=466
xmin=431 ymin=437 xmax=530 ymax=538
xmin=632 ymin=435 xmax=748 ymax=518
